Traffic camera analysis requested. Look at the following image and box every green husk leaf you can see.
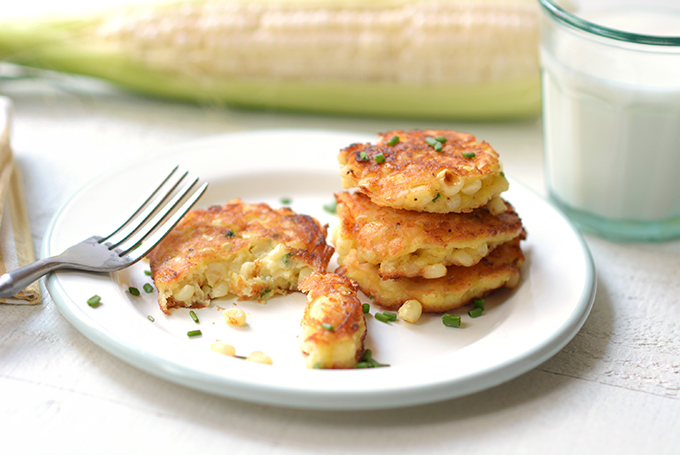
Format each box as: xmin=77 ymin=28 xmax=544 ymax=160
xmin=0 ymin=0 xmax=541 ymax=120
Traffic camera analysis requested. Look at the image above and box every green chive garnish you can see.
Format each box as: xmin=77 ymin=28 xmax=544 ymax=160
xmin=462 ymin=152 xmax=476 ymax=158
xmin=374 ymin=153 xmax=386 ymax=164
xmin=369 ymin=358 xmax=390 ymax=368
xmin=434 ymin=136 xmax=447 ymax=143
xmin=323 ymin=201 xmax=337 ymax=214
xmin=383 ymin=311 xmax=397 ymax=321
xmin=355 ymin=349 xmax=390 ymax=368
xmin=359 ymin=151 xmax=369 ymax=161
xmin=432 ymin=192 xmax=441 ymax=202
xmin=128 ymin=286 xmax=140 ymax=296
xmin=362 ymin=303 xmax=370 ymax=314
xmin=425 ymin=137 xmax=444 ymax=152
xmin=473 ymin=298 xmax=485 ymax=311
xmin=260 ymin=287 xmax=271 ymax=298
xmin=147 ymin=315 xmax=155 ymax=322
xmin=374 ymin=313 xmax=390 ymax=323
xmin=282 ymin=252 xmax=292 ymax=264
xmin=442 ymin=314 xmax=461 ymax=328
xmin=187 ymin=330 xmax=202 ymax=337
xmin=386 ymin=135 xmax=400 ymax=146
xmin=225 ymin=229 xmax=235 ymax=237
xmin=321 ymin=322 xmax=334 ymax=331
xmin=468 ymin=307 xmax=484 ymax=318
xmin=87 ymin=295 xmax=101 ymax=307
xmin=190 ymin=310 xmax=199 ymax=323
xmin=280 ymin=197 xmax=292 ymax=205
xmin=144 ymin=270 xmax=152 ymax=276
xmin=143 ymin=283 xmax=154 ymax=293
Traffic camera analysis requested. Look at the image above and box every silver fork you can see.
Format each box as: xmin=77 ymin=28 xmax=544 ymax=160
xmin=0 ymin=166 xmax=208 ymax=298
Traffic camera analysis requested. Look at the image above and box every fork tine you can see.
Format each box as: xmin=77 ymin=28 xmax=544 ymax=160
xmin=100 ymin=165 xmax=182 ymax=244
xmin=119 ymin=178 xmax=209 ymax=260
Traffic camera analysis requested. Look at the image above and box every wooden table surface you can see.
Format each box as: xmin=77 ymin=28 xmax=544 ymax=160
xmin=2 ymin=2 xmax=680 ymax=454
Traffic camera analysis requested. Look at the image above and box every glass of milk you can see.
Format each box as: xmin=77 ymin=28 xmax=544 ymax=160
xmin=538 ymin=0 xmax=680 ymax=241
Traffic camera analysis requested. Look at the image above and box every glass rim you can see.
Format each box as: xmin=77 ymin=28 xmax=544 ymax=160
xmin=538 ymin=0 xmax=680 ymax=46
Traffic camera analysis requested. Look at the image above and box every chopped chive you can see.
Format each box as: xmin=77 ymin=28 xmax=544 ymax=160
xmin=426 ymin=137 xmax=444 ymax=152
xmin=382 ymin=311 xmax=397 ymax=321
xmin=374 ymin=153 xmax=386 ymax=164
xmin=468 ymin=307 xmax=484 ymax=318
xmin=374 ymin=313 xmax=390 ymax=323
xmin=432 ymin=192 xmax=441 ymax=203
xmin=187 ymin=330 xmax=202 ymax=337
xmin=128 ymin=286 xmax=140 ymax=296
xmin=225 ymin=229 xmax=235 ymax=237
xmin=359 ymin=151 xmax=369 ymax=161
xmin=386 ymin=135 xmax=400 ymax=146
xmin=86 ymin=295 xmax=101 ymax=307
xmin=434 ymin=136 xmax=447 ymax=143
xmin=500 ymin=171 xmax=506 ymax=177
xmin=473 ymin=298 xmax=485 ymax=311
xmin=234 ymin=355 xmax=247 ymax=360
xmin=442 ymin=314 xmax=461 ymax=328
xmin=462 ymin=152 xmax=476 ymax=158
xmin=355 ymin=349 xmax=390 ymax=368
xmin=369 ymin=358 xmax=390 ymax=368
xmin=321 ymin=322 xmax=335 ymax=331
xmin=144 ymin=270 xmax=152 ymax=276
xmin=147 ymin=315 xmax=155 ymax=322
xmin=323 ymin=201 xmax=337 ymax=214
xmin=280 ymin=197 xmax=292 ymax=205
xmin=143 ymin=283 xmax=154 ymax=293
xmin=190 ymin=310 xmax=199 ymax=323
xmin=259 ymin=287 xmax=271 ymax=298
xmin=282 ymin=252 xmax=292 ymax=264
xmin=362 ymin=303 xmax=370 ymax=314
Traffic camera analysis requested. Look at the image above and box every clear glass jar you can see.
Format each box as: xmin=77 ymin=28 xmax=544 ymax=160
xmin=538 ymin=0 xmax=680 ymax=241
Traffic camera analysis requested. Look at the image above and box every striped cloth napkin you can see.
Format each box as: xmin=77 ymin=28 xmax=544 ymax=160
xmin=0 ymin=97 xmax=40 ymax=304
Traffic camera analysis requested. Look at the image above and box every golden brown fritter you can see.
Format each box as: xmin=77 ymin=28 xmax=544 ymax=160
xmin=338 ymin=129 xmax=509 ymax=213
xmin=337 ymin=237 xmax=525 ymax=313
xmin=148 ymin=199 xmax=334 ymax=314
xmin=297 ymin=272 xmax=367 ymax=369
xmin=334 ymin=191 xmax=524 ymax=279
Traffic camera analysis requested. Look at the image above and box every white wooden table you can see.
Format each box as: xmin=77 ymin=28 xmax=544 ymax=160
xmin=2 ymin=3 xmax=680 ymax=454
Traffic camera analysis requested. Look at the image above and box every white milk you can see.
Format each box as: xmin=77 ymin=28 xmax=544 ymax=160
xmin=541 ymin=7 xmax=680 ymax=222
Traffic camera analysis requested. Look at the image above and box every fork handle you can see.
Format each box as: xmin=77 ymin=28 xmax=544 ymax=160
xmin=0 ymin=257 xmax=63 ymax=299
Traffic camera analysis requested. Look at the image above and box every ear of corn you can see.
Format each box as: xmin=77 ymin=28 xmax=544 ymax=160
xmin=0 ymin=0 xmax=541 ymax=120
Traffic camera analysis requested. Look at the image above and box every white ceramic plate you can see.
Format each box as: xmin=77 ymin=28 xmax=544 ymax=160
xmin=43 ymin=129 xmax=596 ymax=410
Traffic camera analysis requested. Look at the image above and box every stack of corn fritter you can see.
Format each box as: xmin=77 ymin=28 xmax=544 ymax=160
xmin=333 ymin=129 xmax=526 ymax=314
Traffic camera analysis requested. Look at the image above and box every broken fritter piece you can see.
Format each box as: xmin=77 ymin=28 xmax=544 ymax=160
xmin=337 ymin=237 xmax=525 ymax=313
xmin=148 ymin=199 xmax=334 ymax=314
xmin=334 ymin=191 xmax=524 ymax=279
xmin=297 ymin=272 xmax=367 ymax=369
xmin=338 ymin=129 xmax=509 ymax=213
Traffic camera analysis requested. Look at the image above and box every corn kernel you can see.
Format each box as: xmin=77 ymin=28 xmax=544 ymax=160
xmin=246 ymin=351 xmax=273 ymax=365
xmin=211 ymin=342 xmax=236 ymax=356
xmin=398 ymin=299 xmax=423 ymax=324
xmin=223 ymin=307 xmax=246 ymax=327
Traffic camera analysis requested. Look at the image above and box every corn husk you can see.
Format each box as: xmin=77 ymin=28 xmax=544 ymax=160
xmin=0 ymin=0 xmax=541 ymax=120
